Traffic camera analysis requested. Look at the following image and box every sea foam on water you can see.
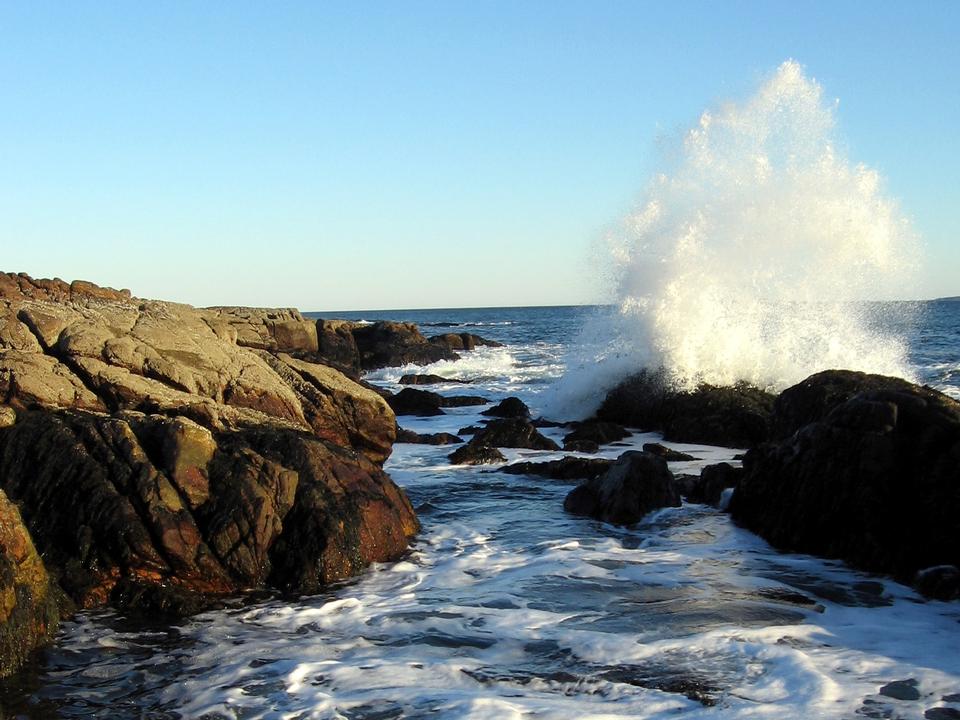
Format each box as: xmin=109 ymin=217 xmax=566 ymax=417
xmin=551 ymin=60 xmax=921 ymax=417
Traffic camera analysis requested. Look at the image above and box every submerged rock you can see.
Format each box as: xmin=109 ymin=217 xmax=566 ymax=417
xmin=502 ymin=457 xmax=613 ymax=481
xmin=386 ymin=388 xmax=488 ymax=416
xmin=686 ymin=463 xmax=743 ymax=507
xmin=731 ymin=372 xmax=960 ymax=596
xmin=399 ymin=373 xmax=470 ymax=386
xmin=396 ymin=427 xmax=464 ymax=445
xmin=642 ymin=443 xmax=695 ymax=461
xmin=564 ymin=451 xmax=680 ymax=525
xmin=448 ymin=444 xmax=506 ymax=465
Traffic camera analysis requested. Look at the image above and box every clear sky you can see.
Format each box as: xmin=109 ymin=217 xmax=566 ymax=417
xmin=1 ymin=1 xmax=957 ymax=310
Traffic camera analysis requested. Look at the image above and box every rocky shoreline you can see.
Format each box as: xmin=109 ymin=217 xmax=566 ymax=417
xmin=2 ymin=271 xmax=958 ymax=680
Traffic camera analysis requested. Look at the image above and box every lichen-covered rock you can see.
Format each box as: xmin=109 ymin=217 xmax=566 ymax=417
xmin=0 ymin=489 xmax=59 ymax=677
xmin=564 ymin=451 xmax=680 ymax=525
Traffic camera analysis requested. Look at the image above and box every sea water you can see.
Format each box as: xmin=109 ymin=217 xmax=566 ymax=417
xmin=2 ymin=302 xmax=958 ymax=720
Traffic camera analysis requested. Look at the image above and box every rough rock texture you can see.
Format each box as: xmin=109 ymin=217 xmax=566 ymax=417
xmin=481 ymin=397 xmax=531 ymax=419
xmin=315 ymin=319 xmax=362 ymax=374
xmin=730 ymin=372 xmax=960 ymax=596
xmin=386 ymin=388 xmax=488 ymax=417
xmin=469 ymin=418 xmax=560 ymax=451
xmin=502 ymin=457 xmax=613 ymax=481
xmin=563 ymin=421 xmax=630 ymax=450
xmin=687 ymin=463 xmax=743 ymax=506
xmin=0 ymin=272 xmax=418 ymax=621
xmin=428 ymin=333 xmax=503 ymax=351
xmin=352 ymin=321 xmax=459 ymax=370
xmin=0 ymin=489 xmax=59 ymax=677
xmin=564 ymin=451 xmax=680 ymax=525
xmin=642 ymin=443 xmax=695 ymax=462
xmin=396 ymin=428 xmax=463 ymax=445
xmin=448 ymin=445 xmax=506 ymax=465
xmin=399 ymin=374 xmax=469 ymax=386
xmin=597 ymin=371 xmax=775 ymax=448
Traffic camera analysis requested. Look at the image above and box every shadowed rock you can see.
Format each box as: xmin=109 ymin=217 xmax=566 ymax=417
xmin=564 ymin=451 xmax=680 ymax=525
xmin=687 ymin=463 xmax=743 ymax=506
xmin=731 ymin=372 xmax=960 ymax=597
xmin=563 ymin=421 xmax=630 ymax=450
xmin=448 ymin=445 xmax=506 ymax=465
xmin=399 ymin=373 xmax=470 ymax=385
xmin=642 ymin=443 xmax=695 ymax=461
xmin=352 ymin=321 xmax=459 ymax=370
xmin=396 ymin=427 xmax=464 ymax=445
xmin=428 ymin=333 xmax=503 ymax=351
xmin=502 ymin=457 xmax=613 ymax=481
xmin=469 ymin=418 xmax=560 ymax=450
xmin=481 ymin=397 xmax=530 ymax=419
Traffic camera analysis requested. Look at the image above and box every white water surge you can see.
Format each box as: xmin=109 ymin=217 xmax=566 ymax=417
xmin=553 ymin=60 xmax=920 ymax=417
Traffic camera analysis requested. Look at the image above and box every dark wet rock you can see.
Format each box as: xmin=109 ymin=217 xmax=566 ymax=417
xmin=469 ymin=418 xmax=560 ymax=451
xmin=448 ymin=445 xmax=506 ymax=465
xmin=481 ymin=397 xmax=531 ymax=419
xmin=880 ymin=679 xmax=921 ymax=701
xmin=942 ymin=694 xmax=960 ymax=703
xmin=564 ymin=451 xmax=680 ymax=525
xmin=386 ymin=388 xmax=445 ymax=416
xmin=754 ymin=587 xmax=821 ymax=609
xmin=395 ymin=427 xmax=463 ymax=445
xmin=532 ymin=417 xmax=566 ymax=428
xmin=687 ymin=463 xmax=743 ymax=507
xmin=914 ymin=565 xmax=960 ymax=601
xmin=642 ymin=442 xmax=695 ymax=461
xmin=671 ymin=473 xmax=700 ymax=497
xmin=440 ymin=395 xmax=490 ymax=408
xmin=598 ymin=370 xmax=775 ymax=448
xmin=597 ymin=665 xmax=719 ymax=707
xmin=731 ymin=374 xmax=960 ymax=595
xmin=428 ymin=333 xmax=503 ymax=351
xmin=399 ymin=373 xmax=469 ymax=385
xmin=771 ymin=369 xmax=927 ymax=439
xmin=0 ymin=489 xmax=60 ymax=677
xmin=502 ymin=457 xmax=614 ymax=481
xmin=563 ymin=421 xmax=630 ymax=450
xmin=563 ymin=439 xmax=600 ymax=453
xmin=457 ymin=425 xmax=481 ymax=436
xmin=926 ymin=709 xmax=960 ymax=719
xmin=351 ymin=321 xmax=459 ymax=370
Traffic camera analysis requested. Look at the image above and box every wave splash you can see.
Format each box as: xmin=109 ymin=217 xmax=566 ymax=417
xmin=551 ymin=60 xmax=920 ymax=418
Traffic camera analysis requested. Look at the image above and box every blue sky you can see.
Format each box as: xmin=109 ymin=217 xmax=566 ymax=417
xmin=1 ymin=1 xmax=957 ymax=309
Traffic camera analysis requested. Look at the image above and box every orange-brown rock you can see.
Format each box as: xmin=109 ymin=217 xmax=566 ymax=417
xmin=0 ymin=272 xmax=418 ymax=623
xmin=0 ymin=488 xmax=59 ymax=677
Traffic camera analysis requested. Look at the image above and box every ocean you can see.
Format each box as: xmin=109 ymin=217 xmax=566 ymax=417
xmin=1 ymin=302 xmax=959 ymax=719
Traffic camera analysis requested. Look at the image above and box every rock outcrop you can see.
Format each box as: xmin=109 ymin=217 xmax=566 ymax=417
xmin=0 ymin=272 xmax=419 ymax=638
xmin=730 ymin=371 xmax=960 ymax=597
xmin=351 ymin=321 xmax=459 ymax=370
xmin=468 ymin=418 xmax=560 ymax=451
xmin=428 ymin=333 xmax=503 ymax=351
xmin=481 ymin=397 xmax=531 ymax=419
xmin=0 ymin=488 xmax=60 ymax=677
xmin=564 ymin=451 xmax=680 ymax=525
xmin=597 ymin=371 xmax=775 ymax=448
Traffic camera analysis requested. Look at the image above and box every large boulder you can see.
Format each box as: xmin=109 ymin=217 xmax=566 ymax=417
xmin=563 ymin=421 xmax=630 ymax=450
xmin=481 ymin=397 xmax=530 ymax=419
xmin=597 ymin=371 xmax=775 ymax=448
xmin=352 ymin=321 xmax=459 ymax=370
xmin=730 ymin=372 xmax=960 ymax=597
xmin=0 ymin=272 xmax=419 ymax=617
xmin=469 ymin=418 xmax=560 ymax=451
xmin=315 ymin=319 xmax=362 ymax=374
xmin=564 ymin=451 xmax=680 ymax=525
xmin=0 ymin=488 xmax=60 ymax=677
xmin=428 ymin=333 xmax=503 ymax=351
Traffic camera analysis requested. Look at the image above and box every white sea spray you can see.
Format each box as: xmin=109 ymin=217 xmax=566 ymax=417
xmin=550 ymin=60 xmax=921 ymax=419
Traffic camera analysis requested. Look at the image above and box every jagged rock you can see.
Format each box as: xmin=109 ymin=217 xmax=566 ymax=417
xmin=481 ymin=397 xmax=530 ymax=419
xmin=448 ymin=444 xmax=506 ymax=465
xmin=0 ymin=272 xmax=419 ymax=617
xmin=396 ymin=427 xmax=463 ymax=445
xmin=687 ymin=463 xmax=743 ymax=506
xmin=399 ymin=373 xmax=470 ymax=385
xmin=642 ymin=443 xmax=695 ymax=461
xmin=502 ymin=457 xmax=613 ymax=480
xmin=315 ymin=319 xmax=362 ymax=373
xmin=564 ymin=439 xmax=599 ymax=453
xmin=469 ymin=418 xmax=560 ymax=450
xmin=598 ymin=370 xmax=775 ymax=448
xmin=563 ymin=421 xmax=630 ymax=450
xmin=428 ymin=333 xmax=503 ymax=351
xmin=564 ymin=451 xmax=680 ymax=525
xmin=731 ymin=373 xmax=960 ymax=596
xmin=352 ymin=321 xmax=459 ymax=370
xmin=387 ymin=388 xmax=445 ymax=416
xmin=0 ymin=489 xmax=59 ymax=677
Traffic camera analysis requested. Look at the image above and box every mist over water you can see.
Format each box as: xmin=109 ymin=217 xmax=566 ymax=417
xmin=551 ymin=60 xmax=921 ymax=418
